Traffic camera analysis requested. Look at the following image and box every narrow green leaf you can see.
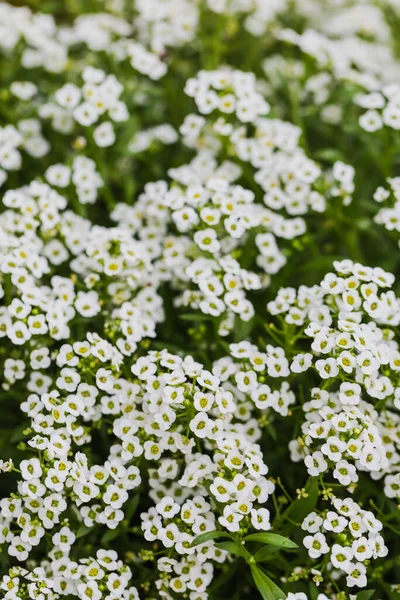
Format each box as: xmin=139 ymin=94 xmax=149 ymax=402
xmin=76 ymin=524 xmax=95 ymax=539
xmin=314 ymin=148 xmax=345 ymax=163
xmin=179 ymin=313 xmax=212 ymax=322
xmin=357 ymin=591 xmax=375 ymax=600
xmin=10 ymin=422 xmax=30 ymax=443
xmin=101 ymin=527 xmax=121 ymax=543
xmin=126 ymin=494 xmax=140 ymax=520
xmin=244 ymin=532 xmax=298 ymax=549
xmin=190 ymin=530 xmax=230 ymax=547
xmin=280 ymin=477 xmax=319 ymax=527
xmin=214 ymin=541 xmax=250 ymax=561
xmin=233 ymin=315 xmax=255 ymax=341
xmin=309 ymin=582 xmax=319 ymax=600
xmin=250 ymin=565 xmax=286 ymax=600
xmin=254 ymin=546 xmax=280 ymax=562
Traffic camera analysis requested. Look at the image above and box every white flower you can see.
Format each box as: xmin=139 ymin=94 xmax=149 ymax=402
xmin=250 ymin=508 xmax=271 ymax=531
xmin=210 ymin=477 xmax=234 ymax=503
xmin=159 ymin=523 xmax=182 ymax=548
xmin=93 ymin=121 xmax=116 ymax=147
xmin=302 ymin=512 xmax=323 ymax=534
xmin=303 ymin=532 xmax=329 ymax=558
xmin=338 ymin=382 xmax=361 ymax=405
xmin=74 ymin=102 xmax=99 ymax=126
xmin=218 ymin=505 xmax=243 ymax=532
xmin=156 ymin=496 xmax=180 ymax=518
xmin=321 ymin=436 xmax=346 ymax=462
xmin=330 ymin=544 xmax=354 ymax=572
xmin=75 ymin=291 xmax=101 ymax=317
xmin=305 ymin=452 xmax=328 ymax=476
xmin=77 ymin=581 xmax=102 ymax=600
xmin=315 ymin=358 xmax=339 ymax=379
xmin=346 ymin=562 xmax=367 ymax=588
xmin=291 ymin=353 xmax=313 ymax=373
xmin=193 ymin=228 xmax=221 ymax=253
xmin=20 ymin=458 xmax=42 ymax=480
xmin=0 ymin=459 xmax=13 ymax=473
xmin=333 ymin=460 xmax=358 ymax=486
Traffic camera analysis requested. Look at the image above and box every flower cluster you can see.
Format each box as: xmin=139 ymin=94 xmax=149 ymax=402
xmin=45 ymin=157 xmax=104 ymax=206
xmin=2 ymin=0 xmax=400 ymax=599
xmin=373 ymin=176 xmax=400 ymax=238
xmin=302 ymin=496 xmax=387 ymax=588
xmin=1 ymin=547 xmax=139 ymax=600
xmin=0 ymin=122 xmax=49 ymax=187
xmin=40 ymin=67 xmax=128 ymax=146
xmin=269 ymin=260 xmax=400 ymax=501
xmin=185 ymin=69 xmax=270 ymax=124
xmin=356 ymin=87 xmax=400 ymax=132
xmin=1 ymin=331 xmax=274 ymax=593
xmin=213 ymin=342 xmax=295 ymax=417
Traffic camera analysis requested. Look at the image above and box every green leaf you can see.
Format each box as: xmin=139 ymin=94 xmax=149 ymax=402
xmin=314 ymin=148 xmax=345 ymax=163
xmin=254 ymin=546 xmax=281 ymax=562
xmin=250 ymin=565 xmax=286 ymax=600
xmin=214 ymin=541 xmax=251 ymax=561
xmin=76 ymin=524 xmax=95 ymax=539
xmin=179 ymin=313 xmax=212 ymax=322
xmin=101 ymin=527 xmax=122 ymax=543
xmin=233 ymin=315 xmax=255 ymax=342
xmin=126 ymin=494 xmax=140 ymax=520
xmin=357 ymin=591 xmax=375 ymax=600
xmin=309 ymin=582 xmax=319 ymax=600
xmin=280 ymin=477 xmax=319 ymax=528
xmin=190 ymin=530 xmax=230 ymax=547
xmin=10 ymin=422 xmax=30 ymax=443
xmin=244 ymin=532 xmax=298 ymax=549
